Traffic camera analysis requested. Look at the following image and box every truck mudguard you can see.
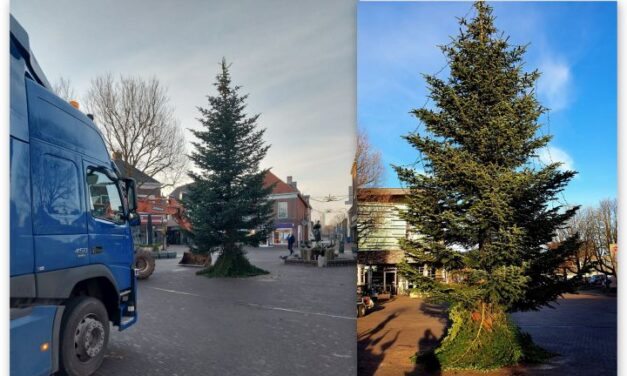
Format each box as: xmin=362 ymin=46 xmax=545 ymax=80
xmin=36 ymin=264 xmax=120 ymax=299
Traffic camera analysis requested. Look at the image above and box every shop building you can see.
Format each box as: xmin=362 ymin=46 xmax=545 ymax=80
xmin=264 ymin=172 xmax=311 ymax=246
xmin=355 ymin=188 xmax=445 ymax=295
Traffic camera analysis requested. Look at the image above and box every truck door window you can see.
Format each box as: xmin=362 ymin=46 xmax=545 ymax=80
xmin=87 ymin=170 xmax=124 ymax=224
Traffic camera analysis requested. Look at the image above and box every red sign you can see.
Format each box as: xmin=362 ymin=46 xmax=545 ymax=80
xmin=139 ymin=214 xmax=166 ymax=225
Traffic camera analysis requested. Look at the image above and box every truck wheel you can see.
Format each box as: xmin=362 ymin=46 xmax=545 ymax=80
xmin=59 ymin=297 xmax=110 ymax=376
xmin=135 ymin=250 xmax=155 ymax=279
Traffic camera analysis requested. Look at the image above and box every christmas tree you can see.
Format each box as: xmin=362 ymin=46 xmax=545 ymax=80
xmin=395 ymin=2 xmax=580 ymax=369
xmin=185 ymin=59 xmax=274 ymax=277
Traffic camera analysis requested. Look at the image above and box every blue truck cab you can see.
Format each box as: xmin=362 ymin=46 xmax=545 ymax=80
xmin=10 ymin=16 xmax=139 ymax=376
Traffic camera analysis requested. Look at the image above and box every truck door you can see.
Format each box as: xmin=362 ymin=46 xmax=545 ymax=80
xmin=83 ymin=163 xmax=134 ymax=292
xmin=31 ymin=140 xmax=89 ymax=272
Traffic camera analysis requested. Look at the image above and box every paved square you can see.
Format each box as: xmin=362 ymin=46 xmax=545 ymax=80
xmin=358 ymin=294 xmax=616 ymax=376
xmin=97 ymin=246 xmax=357 ymax=376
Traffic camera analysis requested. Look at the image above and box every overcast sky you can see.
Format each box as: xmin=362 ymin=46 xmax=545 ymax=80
xmin=12 ymin=0 xmax=356 ymax=222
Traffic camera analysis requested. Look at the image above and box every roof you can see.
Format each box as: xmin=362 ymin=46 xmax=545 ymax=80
xmin=264 ymin=171 xmax=311 ymax=209
xmin=170 ymin=182 xmax=193 ymax=199
xmin=113 ymin=160 xmax=160 ymax=185
xmin=357 ymin=250 xmax=406 ymax=265
xmin=170 ymin=171 xmax=311 ymax=208
xmin=358 ymin=188 xmax=409 ymax=196
xmin=263 ymin=171 xmax=298 ymax=194
xmin=357 ymin=188 xmax=410 ymax=203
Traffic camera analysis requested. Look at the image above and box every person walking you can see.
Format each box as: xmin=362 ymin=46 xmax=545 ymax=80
xmin=287 ymin=233 xmax=296 ymax=256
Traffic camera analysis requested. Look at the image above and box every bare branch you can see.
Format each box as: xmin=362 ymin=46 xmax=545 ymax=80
xmin=84 ymin=74 xmax=188 ymax=189
xmin=356 ymin=128 xmax=384 ymax=189
xmin=52 ymin=76 xmax=76 ymax=102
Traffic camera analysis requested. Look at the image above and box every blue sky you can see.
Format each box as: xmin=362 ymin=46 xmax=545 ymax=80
xmin=358 ymin=1 xmax=616 ymax=207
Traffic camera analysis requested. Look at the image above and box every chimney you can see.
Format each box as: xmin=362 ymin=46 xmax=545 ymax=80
xmin=287 ymin=176 xmax=297 ymax=189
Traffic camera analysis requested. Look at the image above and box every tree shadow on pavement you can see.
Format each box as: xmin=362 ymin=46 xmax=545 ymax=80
xmin=404 ymin=301 xmax=450 ymax=376
xmin=358 ymin=312 xmax=401 ymax=376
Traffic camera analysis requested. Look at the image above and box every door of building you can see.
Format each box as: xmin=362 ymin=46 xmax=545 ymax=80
xmin=383 ymin=268 xmax=397 ymax=295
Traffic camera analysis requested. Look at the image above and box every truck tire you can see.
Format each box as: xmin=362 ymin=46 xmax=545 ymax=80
xmin=135 ymin=250 xmax=155 ymax=279
xmin=59 ymin=297 xmax=110 ymax=376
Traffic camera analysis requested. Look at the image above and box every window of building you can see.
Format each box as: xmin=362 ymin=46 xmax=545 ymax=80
xmin=277 ymin=201 xmax=288 ymax=219
xmin=87 ymin=169 xmax=124 ymax=224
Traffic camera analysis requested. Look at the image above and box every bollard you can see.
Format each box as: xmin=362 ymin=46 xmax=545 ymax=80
xmin=317 ymin=255 xmax=326 ymax=267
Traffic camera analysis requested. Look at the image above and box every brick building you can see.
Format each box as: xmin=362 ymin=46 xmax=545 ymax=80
xmin=168 ymin=171 xmax=312 ymax=247
xmin=264 ymin=172 xmax=311 ymax=246
xmin=112 ymin=158 xmax=162 ymax=198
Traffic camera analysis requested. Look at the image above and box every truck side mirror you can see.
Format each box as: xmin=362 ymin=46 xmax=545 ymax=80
xmin=123 ymin=178 xmax=139 ymax=225
xmin=128 ymin=212 xmax=141 ymax=227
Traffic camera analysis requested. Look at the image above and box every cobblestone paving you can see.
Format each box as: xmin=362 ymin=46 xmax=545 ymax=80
xmin=96 ymin=245 xmax=357 ymax=376
xmin=512 ymin=293 xmax=617 ymax=376
xmin=358 ymin=293 xmax=616 ymax=376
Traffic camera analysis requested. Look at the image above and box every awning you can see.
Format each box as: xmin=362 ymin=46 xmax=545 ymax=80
xmin=274 ymin=223 xmax=294 ymax=230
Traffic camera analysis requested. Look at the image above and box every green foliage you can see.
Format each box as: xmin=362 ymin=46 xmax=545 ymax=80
xmin=434 ymin=304 xmax=522 ymax=369
xmin=395 ymin=2 xmax=581 ymax=313
xmin=517 ymin=330 xmax=556 ymax=364
xmin=408 ymin=288 xmax=432 ymax=299
xmin=414 ymin=304 xmax=555 ymax=370
xmin=397 ymin=2 xmax=579 ymax=370
xmin=197 ymin=245 xmax=268 ymax=278
xmin=183 ymin=59 xmax=274 ymax=276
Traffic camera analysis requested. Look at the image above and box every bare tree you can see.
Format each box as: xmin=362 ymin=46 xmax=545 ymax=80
xmin=356 ymin=128 xmax=384 ymax=188
xmin=354 ymin=128 xmax=388 ymax=248
xmin=554 ymin=208 xmax=595 ymax=276
xmin=590 ymin=198 xmax=618 ymax=276
xmin=84 ymin=74 xmax=188 ymax=188
xmin=560 ymin=199 xmax=618 ymax=277
xmin=53 ymin=77 xmax=76 ymax=102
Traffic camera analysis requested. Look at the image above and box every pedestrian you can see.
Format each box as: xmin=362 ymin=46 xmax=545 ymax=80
xmin=287 ymin=233 xmax=296 ymax=256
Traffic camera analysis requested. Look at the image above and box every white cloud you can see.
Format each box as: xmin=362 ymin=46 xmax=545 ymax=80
xmin=537 ymin=146 xmax=574 ymax=171
xmin=537 ymin=59 xmax=573 ymax=112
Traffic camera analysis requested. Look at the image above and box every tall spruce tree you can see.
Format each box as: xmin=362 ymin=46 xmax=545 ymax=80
xmin=185 ymin=59 xmax=274 ymax=277
xmin=395 ymin=2 xmax=580 ymax=369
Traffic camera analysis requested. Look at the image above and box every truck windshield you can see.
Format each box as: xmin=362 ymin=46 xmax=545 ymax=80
xmin=87 ymin=169 xmax=125 ymax=224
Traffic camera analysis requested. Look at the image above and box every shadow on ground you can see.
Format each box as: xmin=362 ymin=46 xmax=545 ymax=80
xmin=404 ymin=301 xmax=449 ymax=376
xmin=358 ymin=305 xmax=401 ymax=376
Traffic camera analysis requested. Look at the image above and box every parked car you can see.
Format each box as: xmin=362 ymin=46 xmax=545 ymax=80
xmin=588 ymin=274 xmax=607 ymax=286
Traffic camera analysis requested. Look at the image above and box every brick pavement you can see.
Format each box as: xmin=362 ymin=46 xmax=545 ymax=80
xmin=357 ymin=293 xmax=617 ymax=376
xmin=96 ymin=245 xmax=357 ymax=376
